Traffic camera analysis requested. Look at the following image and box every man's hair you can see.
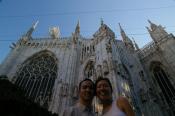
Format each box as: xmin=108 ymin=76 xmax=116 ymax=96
xmin=79 ymin=78 xmax=94 ymax=91
xmin=95 ymin=77 xmax=113 ymax=93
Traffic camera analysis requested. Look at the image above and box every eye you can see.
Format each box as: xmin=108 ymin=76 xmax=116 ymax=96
xmin=82 ymin=85 xmax=93 ymax=89
xmin=97 ymin=85 xmax=103 ymax=89
xmin=104 ymin=85 xmax=110 ymax=88
xmin=97 ymin=86 xmax=101 ymax=88
xmin=97 ymin=84 xmax=110 ymax=88
xmin=82 ymin=86 xmax=87 ymax=89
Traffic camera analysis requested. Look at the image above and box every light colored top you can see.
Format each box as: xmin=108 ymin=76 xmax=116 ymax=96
xmin=63 ymin=102 xmax=95 ymax=116
xmin=103 ymin=100 xmax=126 ymax=116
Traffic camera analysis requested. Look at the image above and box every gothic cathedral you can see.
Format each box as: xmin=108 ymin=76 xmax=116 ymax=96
xmin=0 ymin=20 xmax=175 ymax=116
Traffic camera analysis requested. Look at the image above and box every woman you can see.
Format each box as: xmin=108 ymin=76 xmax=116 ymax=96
xmin=95 ymin=78 xmax=135 ymax=116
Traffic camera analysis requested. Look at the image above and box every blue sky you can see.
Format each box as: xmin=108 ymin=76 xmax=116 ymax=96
xmin=0 ymin=0 xmax=175 ymax=63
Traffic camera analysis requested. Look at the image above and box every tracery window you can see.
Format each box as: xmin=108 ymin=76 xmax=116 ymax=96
xmin=15 ymin=51 xmax=57 ymax=108
xmin=153 ymin=66 xmax=175 ymax=106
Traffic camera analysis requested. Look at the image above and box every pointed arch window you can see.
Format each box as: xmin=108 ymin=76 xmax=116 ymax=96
xmin=14 ymin=51 xmax=57 ymax=108
xmin=121 ymin=64 xmax=138 ymax=110
xmin=153 ymin=66 xmax=175 ymax=106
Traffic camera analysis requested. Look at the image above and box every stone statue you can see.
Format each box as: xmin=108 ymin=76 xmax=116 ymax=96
xmin=62 ymin=84 xmax=68 ymax=97
xmin=49 ymin=27 xmax=60 ymax=39
xmin=103 ymin=61 xmax=109 ymax=75
xmin=148 ymin=88 xmax=158 ymax=103
xmin=73 ymin=86 xmax=78 ymax=98
xmin=96 ymin=65 xmax=102 ymax=78
xmin=106 ymin=43 xmax=112 ymax=53
xmin=139 ymin=89 xmax=147 ymax=103
xmin=60 ymin=84 xmax=68 ymax=97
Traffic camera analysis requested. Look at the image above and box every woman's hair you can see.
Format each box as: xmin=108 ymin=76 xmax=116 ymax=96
xmin=95 ymin=77 xmax=113 ymax=94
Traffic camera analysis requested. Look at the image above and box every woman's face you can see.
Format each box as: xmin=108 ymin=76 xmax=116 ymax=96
xmin=96 ymin=80 xmax=112 ymax=102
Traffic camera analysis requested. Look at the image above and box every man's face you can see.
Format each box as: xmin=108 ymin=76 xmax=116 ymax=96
xmin=79 ymin=80 xmax=94 ymax=102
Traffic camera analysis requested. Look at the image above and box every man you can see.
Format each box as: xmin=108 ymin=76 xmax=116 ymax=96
xmin=63 ymin=78 xmax=95 ymax=116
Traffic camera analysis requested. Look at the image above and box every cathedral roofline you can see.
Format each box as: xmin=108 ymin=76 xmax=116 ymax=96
xmin=93 ymin=22 xmax=115 ymax=38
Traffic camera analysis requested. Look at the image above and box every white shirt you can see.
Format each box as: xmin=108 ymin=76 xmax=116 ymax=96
xmin=103 ymin=101 xmax=126 ymax=116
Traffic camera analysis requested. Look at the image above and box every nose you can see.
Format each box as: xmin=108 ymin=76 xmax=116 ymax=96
xmin=85 ymin=87 xmax=91 ymax=91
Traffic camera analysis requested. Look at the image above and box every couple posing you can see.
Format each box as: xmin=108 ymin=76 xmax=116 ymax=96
xmin=63 ymin=78 xmax=135 ymax=116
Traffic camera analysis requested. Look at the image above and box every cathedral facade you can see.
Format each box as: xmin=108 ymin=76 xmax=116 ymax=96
xmin=0 ymin=20 xmax=175 ymax=116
